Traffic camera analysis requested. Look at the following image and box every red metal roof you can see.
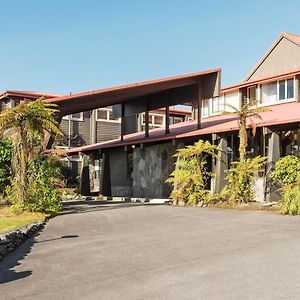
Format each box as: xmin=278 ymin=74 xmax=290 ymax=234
xmin=64 ymin=101 xmax=300 ymax=155
xmin=0 ymin=90 xmax=61 ymax=100
xmin=45 ymin=68 xmax=221 ymax=115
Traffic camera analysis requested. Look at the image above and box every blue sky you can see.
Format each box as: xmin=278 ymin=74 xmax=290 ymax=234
xmin=1 ymin=0 xmax=300 ymax=94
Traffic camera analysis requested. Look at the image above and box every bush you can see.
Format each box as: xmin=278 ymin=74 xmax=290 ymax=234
xmin=281 ymin=185 xmax=300 ymax=215
xmin=223 ymin=156 xmax=266 ymax=204
xmin=166 ymin=140 xmax=221 ymax=206
xmin=0 ymin=138 xmax=12 ymax=192
xmin=272 ymin=155 xmax=300 ymax=215
xmin=272 ymin=155 xmax=300 ymax=185
xmin=26 ymin=155 xmax=64 ymax=213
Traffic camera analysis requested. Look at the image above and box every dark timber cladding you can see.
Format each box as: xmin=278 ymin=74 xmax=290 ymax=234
xmin=45 ymin=68 xmax=221 ymax=138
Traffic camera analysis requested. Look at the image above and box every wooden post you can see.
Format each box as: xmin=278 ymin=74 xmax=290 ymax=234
xmin=120 ymin=104 xmax=125 ymax=141
xmin=197 ymin=83 xmax=202 ymax=129
xmin=145 ymin=97 xmax=150 ymax=138
xmin=165 ymin=105 xmax=170 ymax=134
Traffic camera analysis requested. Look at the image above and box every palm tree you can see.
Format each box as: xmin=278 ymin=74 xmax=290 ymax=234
xmin=224 ymin=99 xmax=268 ymax=162
xmin=0 ymin=98 xmax=63 ymax=207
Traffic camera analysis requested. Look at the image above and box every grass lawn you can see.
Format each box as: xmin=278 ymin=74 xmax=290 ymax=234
xmin=0 ymin=207 xmax=46 ymax=235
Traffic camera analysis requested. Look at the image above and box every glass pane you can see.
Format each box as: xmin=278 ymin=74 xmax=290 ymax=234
xmin=202 ymin=100 xmax=209 ymax=115
xmin=109 ymin=110 xmax=119 ymax=121
xmin=287 ymin=78 xmax=294 ymax=99
xmin=173 ymin=117 xmax=182 ymax=124
xmin=279 ymin=80 xmax=286 ymax=100
xmin=72 ymin=112 xmax=82 ymax=119
xmin=97 ymin=110 xmax=108 ymax=120
xmin=212 ymin=97 xmax=219 ymax=113
xmin=261 ymin=82 xmax=277 ymax=103
xmin=248 ymin=86 xmax=256 ymax=101
xmin=154 ymin=115 xmax=163 ymax=125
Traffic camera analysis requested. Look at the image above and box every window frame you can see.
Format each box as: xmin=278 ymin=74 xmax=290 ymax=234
xmin=259 ymin=77 xmax=295 ymax=106
xmin=62 ymin=112 xmax=84 ymax=122
xmin=96 ymin=108 xmax=121 ymax=123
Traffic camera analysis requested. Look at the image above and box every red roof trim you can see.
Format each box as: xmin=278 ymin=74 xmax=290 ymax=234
xmin=45 ymin=68 xmax=221 ymax=104
xmin=221 ymin=68 xmax=300 ymax=93
xmin=64 ymin=101 xmax=300 ymax=155
xmin=0 ymin=90 xmax=61 ymax=100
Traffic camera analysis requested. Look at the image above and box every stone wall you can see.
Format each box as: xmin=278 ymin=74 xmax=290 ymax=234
xmin=132 ymin=142 xmax=176 ymax=198
xmin=0 ymin=222 xmax=45 ymax=261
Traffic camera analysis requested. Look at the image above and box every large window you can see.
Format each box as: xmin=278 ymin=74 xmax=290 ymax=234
xmin=261 ymin=78 xmax=294 ymax=104
xmin=96 ymin=108 xmax=120 ymax=123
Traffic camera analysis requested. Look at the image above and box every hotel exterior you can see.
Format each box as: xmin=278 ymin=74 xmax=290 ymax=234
xmin=2 ymin=32 xmax=300 ymax=201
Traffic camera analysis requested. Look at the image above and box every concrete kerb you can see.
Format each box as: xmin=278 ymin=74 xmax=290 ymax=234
xmin=63 ymin=196 xmax=170 ymax=204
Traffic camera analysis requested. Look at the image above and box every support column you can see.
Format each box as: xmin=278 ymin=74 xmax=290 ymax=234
xmin=79 ymin=153 xmax=90 ymax=196
xmin=165 ymin=105 xmax=170 ymax=134
xmin=265 ymin=131 xmax=281 ymax=202
xmin=145 ymin=98 xmax=149 ymax=138
xmin=214 ymin=137 xmax=228 ymax=193
xmin=90 ymin=110 xmax=96 ymax=144
xmin=295 ymin=75 xmax=300 ymax=102
xmin=100 ymin=152 xmax=111 ymax=196
xmin=197 ymin=83 xmax=202 ymax=129
xmin=120 ymin=104 xmax=125 ymax=141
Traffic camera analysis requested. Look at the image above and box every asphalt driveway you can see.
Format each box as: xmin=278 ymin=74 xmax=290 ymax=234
xmin=1 ymin=201 xmax=300 ymax=300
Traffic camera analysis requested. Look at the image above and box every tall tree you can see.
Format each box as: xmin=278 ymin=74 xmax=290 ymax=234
xmin=224 ymin=99 xmax=267 ymax=162
xmin=0 ymin=99 xmax=62 ymax=207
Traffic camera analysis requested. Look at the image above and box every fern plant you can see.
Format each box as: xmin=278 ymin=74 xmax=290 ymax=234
xmin=166 ymin=140 xmax=221 ymax=205
xmin=272 ymin=155 xmax=300 ymax=214
xmin=223 ymin=156 xmax=266 ymax=204
xmin=0 ymin=98 xmax=63 ymax=211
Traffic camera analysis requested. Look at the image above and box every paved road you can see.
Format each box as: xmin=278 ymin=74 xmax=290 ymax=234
xmin=1 ymin=201 xmax=300 ymax=300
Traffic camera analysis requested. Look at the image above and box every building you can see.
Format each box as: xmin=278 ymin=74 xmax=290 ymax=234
xmin=2 ymin=32 xmax=300 ymax=201
xmin=0 ymin=91 xmax=191 ymax=185
xmin=55 ymin=32 xmax=300 ymax=201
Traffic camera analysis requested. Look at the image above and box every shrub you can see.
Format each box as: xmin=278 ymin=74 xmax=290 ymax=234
xmin=272 ymin=155 xmax=300 ymax=215
xmin=281 ymin=185 xmax=300 ymax=215
xmin=166 ymin=140 xmax=221 ymax=206
xmin=223 ymin=156 xmax=266 ymax=204
xmin=0 ymin=138 xmax=12 ymax=192
xmin=26 ymin=155 xmax=64 ymax=213
xmin=272 ymin=155 xmax=300 ymax=185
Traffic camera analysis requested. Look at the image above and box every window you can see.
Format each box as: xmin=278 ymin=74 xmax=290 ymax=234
xmin=153 ymin=115 xmax=163 ymax=125
xmin=261 ymin=78 xmax=294 ymax=104
xmin=247 ymin=86 xmax=256 ymax=101
xmin=211 ymin=97 xmax=224 ymax=113
xmin=202 ymin=99 xmax=209 ymax=116
xmin=279 ymin=80 xmax=285 ymax=100
xmin=141 ymin=112 xmax=165 ymax=128
xmin=62 ymin=112 xmax=84 ymax=121
xmin=96 ymin=108 xmax=120 ymax=123
xmin=261 ymin=81 xmax=277 ymax=104
xmin=173 ymin=117 xmax=183 ymax=124
xmin=287 ymin=78 xmax=294 ymax=99
xmin=224 ymin=91 xmax=239 ymax=111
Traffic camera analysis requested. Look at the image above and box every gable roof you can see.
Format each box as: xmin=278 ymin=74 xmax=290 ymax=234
xmin=245 ymin=32 xmax=300 ymax=82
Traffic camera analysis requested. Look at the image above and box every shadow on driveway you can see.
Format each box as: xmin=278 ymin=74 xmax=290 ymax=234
xmin=60 ymin=200 xmax=161 ymax=216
